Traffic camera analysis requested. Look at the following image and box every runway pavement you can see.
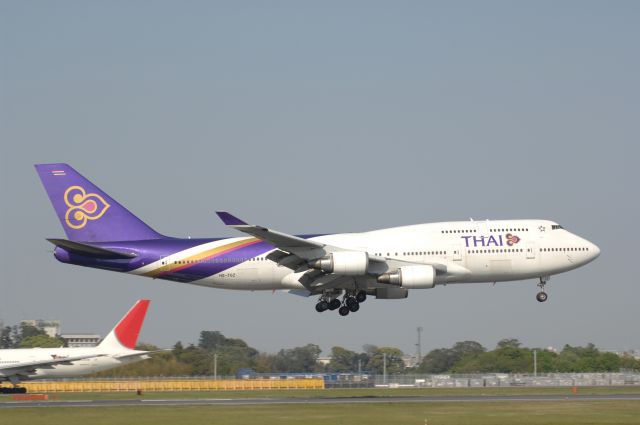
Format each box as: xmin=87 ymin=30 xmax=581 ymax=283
xmin=2 ymin=394 xmax=640 ymax=409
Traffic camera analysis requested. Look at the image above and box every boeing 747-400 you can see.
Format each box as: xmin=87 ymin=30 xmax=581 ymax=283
xmin=35 ymin=164 xmax=600 ymax=316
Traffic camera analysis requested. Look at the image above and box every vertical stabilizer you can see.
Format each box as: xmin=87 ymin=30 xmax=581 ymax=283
xmin=99 ymin=300 xmax=151 ymax=350
xmin=34 ymin=163 xmax=162 ymax=242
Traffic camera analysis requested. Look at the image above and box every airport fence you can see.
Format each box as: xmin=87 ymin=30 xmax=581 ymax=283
xmin=365 ymin=373 xmax=640 ymax=388
xmin=15 ymin=377 xmax=325 ymax=393
xmin=6 ymin=373 xmax=640 ymax=393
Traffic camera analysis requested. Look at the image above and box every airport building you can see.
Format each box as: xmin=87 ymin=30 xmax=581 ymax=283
xmin=60 ymin=334 xmax=101 ymax=348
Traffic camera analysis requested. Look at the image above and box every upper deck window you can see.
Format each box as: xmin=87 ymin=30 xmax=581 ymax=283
xmin=552 ymin=225 xmax=564 ymax=230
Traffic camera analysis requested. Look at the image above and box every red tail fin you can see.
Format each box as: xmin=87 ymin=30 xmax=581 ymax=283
xmin=114 ymin=299 xmax=150 ymax=349
xmin=100 ymin=300 xmax=150 ymax=350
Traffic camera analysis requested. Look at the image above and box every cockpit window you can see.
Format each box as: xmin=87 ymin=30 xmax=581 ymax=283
xmin=552 ymin=224 xmax=564 ymax=230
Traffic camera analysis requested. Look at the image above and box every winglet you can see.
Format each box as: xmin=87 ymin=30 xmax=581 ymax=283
xmin=216 ymin=211 xmax=247 ymax=226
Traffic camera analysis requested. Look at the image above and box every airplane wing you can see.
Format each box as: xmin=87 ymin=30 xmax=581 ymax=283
xmin=0 ymin=353 xmax=106 ymax=376
xmin=215 ymin=211 xmax=385 ymax=262
xmin=215 ymin=212 xmax=470 ymax=290
xmin=112 ymin=349 xmax=169 ymax=360
xmin=216 ymin=211 xmax=328 ymax=259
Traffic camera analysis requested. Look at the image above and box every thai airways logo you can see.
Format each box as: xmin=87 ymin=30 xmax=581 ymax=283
xmin=64 ymin=186 xmax=110 ymax=229
xmin=506 ymin=233 xmax=521 ymax=246
xmin=461 ymin=233 xmax=521 ymax=248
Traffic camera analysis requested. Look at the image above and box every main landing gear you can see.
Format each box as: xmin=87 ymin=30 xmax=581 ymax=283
xmin=0 ymin=386 xmax=27 ymax=394
xmin=316 ymin=290 xmax=367 ymax=316
xmin=536 ymin=277 xmax=549 ymax=303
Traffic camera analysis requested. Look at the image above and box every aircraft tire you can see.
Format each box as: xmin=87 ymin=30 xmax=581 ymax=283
xmin=345 ymin=297 xmax=358 ymax=308
xmin=328 ymin=299 xmax=341 ymax=310
xmin=356 ymin=291 xmax=367 ymax=303
xmin=536 ymin=292 xmax=548 ymax=302
xmin=349 ymin=302 xmax=360 ymax=313
xmin=338 ymin=306 xmax=350 ymax=316
xmin=0 ymin=387 xmax=26 ymax=394
xmin=315 ymin=301 xmax=329 ymax=312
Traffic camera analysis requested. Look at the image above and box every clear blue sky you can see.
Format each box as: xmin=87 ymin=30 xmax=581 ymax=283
xmin=1 ymin=1 xmax=639 ymax=355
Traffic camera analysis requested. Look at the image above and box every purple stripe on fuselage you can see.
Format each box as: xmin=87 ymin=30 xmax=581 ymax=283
xmin=52 ymin=234 xmax=329 ymax=283
xmin=53 ymin=237 xmax=286 ymax=283
xmin=161 ymin=241 xmax=275 ymax=282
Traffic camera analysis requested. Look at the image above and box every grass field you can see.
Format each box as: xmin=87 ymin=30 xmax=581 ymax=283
xmin=1 ymin=401 xmax=639 ymax=425
xmin=1 ymin=387 xmax=639 ymax=425
xmin=2 ymin=385 xmax=640 ymax=401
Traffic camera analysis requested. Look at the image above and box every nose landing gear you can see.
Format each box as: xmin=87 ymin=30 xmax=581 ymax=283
xmin=536 ymin=277 xmax=549 ymax=302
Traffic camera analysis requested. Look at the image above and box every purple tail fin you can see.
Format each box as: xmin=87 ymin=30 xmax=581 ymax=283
xmin=35 ymin=163 xmax=163 ymax=242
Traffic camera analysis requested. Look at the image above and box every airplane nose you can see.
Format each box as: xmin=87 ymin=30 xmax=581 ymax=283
xmin=590 ymin=242 xmax=601 ymax=259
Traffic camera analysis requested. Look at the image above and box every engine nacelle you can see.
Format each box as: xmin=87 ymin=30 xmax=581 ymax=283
xmin=377 ymin=265 xmax=435 ymax=289
xmin=309 ymin=251 xmax=369 ymax=275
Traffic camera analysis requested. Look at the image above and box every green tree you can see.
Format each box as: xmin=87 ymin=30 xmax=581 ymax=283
xmin=620 ymin=353 xmax=640 ymax=371
xmin=418 ymin=348 xmax=456 ymax=373
xmin=452 ymin=341 xmax=486 ymax=358
xmin=454 ymin=340 xmax=532 ymax=373
xmin=95 ymin=350 xmax=192 ymax=377
xmin=327 ymin=346 xmax=368 ymax=373
xmin=0 ymin=326 xmax=13 ymax=348
xmin=417 ymin=341 xmax=485 ymax=373
xmin=196 ymin=331 xmax=260 ymax=375
xmin=273 ymin=344 xmax=322 ymax=372
xmin=253 ymin=352 xmax=278 ymax=373
xmin=496 ymin=338 xmax=522 ymax=349
xmin=10 ymin=324 xmax=45 ymax=347
xmin=175 ymin=344 xmax=213 ymax=375
xmin=554 ymin=344 xmax=620 ymax=372
xmin=19 ymin=334 xmax=65 ymax=348
xmin=367 ymin=347 xmax=405 ymax=374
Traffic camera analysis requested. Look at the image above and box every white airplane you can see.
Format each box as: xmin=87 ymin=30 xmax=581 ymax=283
xmin=36 ymin=164 xmax=601 ymax=317
xmin=0 ymin=300 xmax=152 ymax=393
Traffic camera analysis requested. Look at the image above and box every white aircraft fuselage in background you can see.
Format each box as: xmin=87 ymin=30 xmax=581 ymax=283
xmin=0 ymin=300 xmax=152 ymax=389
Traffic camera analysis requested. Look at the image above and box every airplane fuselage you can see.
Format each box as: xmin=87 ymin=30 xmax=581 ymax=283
xmin=0 ymin=347 xmax=148 ymax=380
xmin=52 ymin=219 xmax=600 ymax=292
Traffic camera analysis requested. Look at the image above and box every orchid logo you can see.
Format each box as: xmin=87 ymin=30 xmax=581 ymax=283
xmin=64 ymin=186 xmax=110 ymax=229
xmin=506 ymin=233 xmax=521 ymax=246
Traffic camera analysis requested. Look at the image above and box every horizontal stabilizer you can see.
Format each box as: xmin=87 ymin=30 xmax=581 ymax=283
xmin=47 ymin=239 xmax=136 ymax=259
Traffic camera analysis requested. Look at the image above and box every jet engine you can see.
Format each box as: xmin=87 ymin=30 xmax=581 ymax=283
xmin=309 ymin=251 xmax=369 ymax=275
xmin=377 ymin=265 xmax=435 ymax=289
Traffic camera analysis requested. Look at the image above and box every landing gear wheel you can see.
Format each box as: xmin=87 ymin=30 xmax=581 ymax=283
xmin=328 ymin=299 xmax=341 ymax=310
xmin=338 ymin=306 xmax=350 ymax=316
xmin=315 ymin=300 xmax=329 ymax=312
xmin=536 ymin=277 xmax=549 ymax=303
xmin=348 ymin=302 xmax=360 ymax=312
xmin=0 ymin=387 xmax=27 ymax=394
xmin=345 ymin=297 xmax=358 ymax=308
xmin=355 ymin=291 xmax=367 ymax=303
